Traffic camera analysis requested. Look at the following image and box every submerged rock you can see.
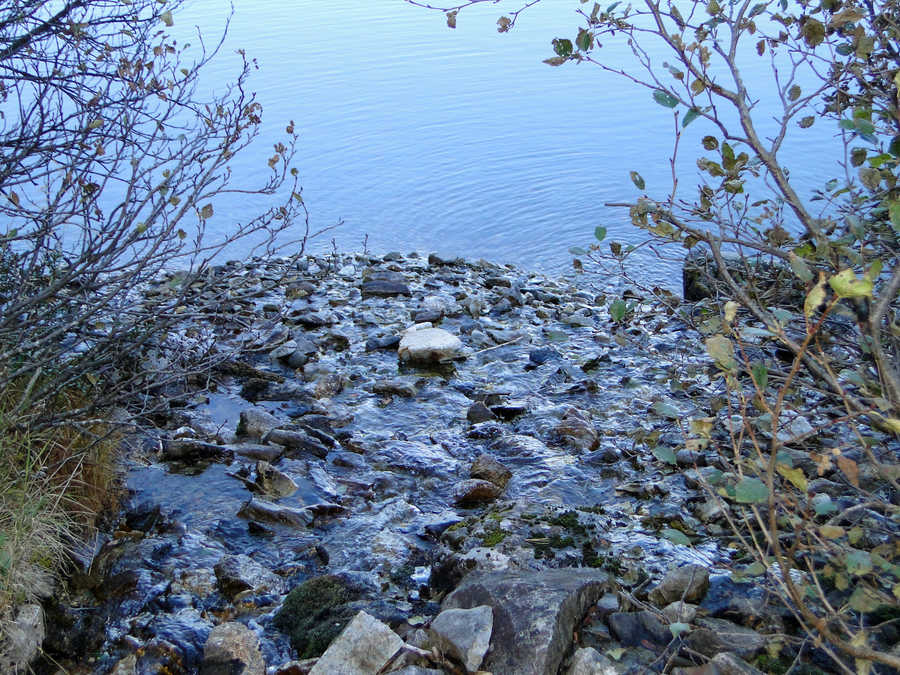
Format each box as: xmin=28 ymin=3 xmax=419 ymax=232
xmin=214 ymin=554 xmax=285 ymax=599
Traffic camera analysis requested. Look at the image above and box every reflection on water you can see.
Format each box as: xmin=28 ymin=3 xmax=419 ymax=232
xmin=173 ymin=1 xmax=835 ymax=284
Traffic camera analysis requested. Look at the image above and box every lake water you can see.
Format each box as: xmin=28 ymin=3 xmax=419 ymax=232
xmin=174 ymin=1 xmax=835 ymax=285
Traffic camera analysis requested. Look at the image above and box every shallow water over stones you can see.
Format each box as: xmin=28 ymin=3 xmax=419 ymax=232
xmin=44 ymin=252 xmax=735 ymax=673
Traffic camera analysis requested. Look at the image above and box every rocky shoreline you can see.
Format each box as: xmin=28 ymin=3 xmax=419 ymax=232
xmin=19 ymin=251 xmax=898 ymax=674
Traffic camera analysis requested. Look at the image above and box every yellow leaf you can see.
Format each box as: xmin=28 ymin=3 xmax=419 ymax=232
xmin=819 ymin=525 xmax=845 ymax=539
xmin=805 ymin=273 xmax=827 ymax=317
xmin=705 ymin=335 xmax=736 ymax=371
xmin=160 ymin=10 xmax=174 ymax=27
xmin=829 ymin=268 xmax=873 ymax=299
xmin=777 ymin=463 xmax=808 ymax=491
xmin=724 ymin=301 xmax=739 ymax=323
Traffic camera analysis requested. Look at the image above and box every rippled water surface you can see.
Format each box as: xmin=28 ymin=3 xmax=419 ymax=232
xmin=174 ymin=1 xmax=834 ymax=283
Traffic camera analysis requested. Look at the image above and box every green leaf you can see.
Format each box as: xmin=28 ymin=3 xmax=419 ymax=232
xmin=609 ymin=299 xmax=627 ymax=322
xmin=652 ymin=89 xmax=679 ymax=108
xmin=569 ymin=246 xmax=588 ymax=255
xmin=846 ymin=549 xmax=873 ymax=576
xmin=594 ymin=226 xmax=607 ymax=242
xmin=199 ymin=203 xmax=214 ymax=219
xmin=829 ymin=269 xmax=873 ymax=299
xmin=669 ymin=622 xmax=691 ymax=638
xmin=789 ymin=253 xmax=813 ymax=282
xmin=888 ymin=200 xmax=900 ymax=232
xmin=734 ymin=476 xmax=769 ymax=503
xmin=788 ymin=84 xmax=801 ymax=101
xmin=652 ymin=445 xmax=678 ymax=465
xmin=811 ymin=493 xmax=837 ymax=516
xmin=576 ymin=28 xmax=593 ymax=51
xmin=702 ymin=136 xmax=719 ymax=150
xmin=751 ymin=363 xmax=768 ymax=391
xmin=661 ymin=528 xmax=692 ymax=546
xmin=705 ymin=335 xmax=736 ymax=371
xmin=801 ymin=18 xmax=826 ymax=47
xmin=630 ymin=171 xmax=646 ymax=190
xmin=683 ymin=108 xmax=701 ymax=127
xmin=848 ymin=585 xmax=882 ymax=613
xmin=798 ymin=116 xmax=815 ymax=128
xmin=553 ymin=38 xmax=574 ymax=57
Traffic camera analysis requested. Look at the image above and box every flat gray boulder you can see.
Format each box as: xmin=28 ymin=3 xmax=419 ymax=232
xmin=441 ymin=568 xmax=612 ymax=675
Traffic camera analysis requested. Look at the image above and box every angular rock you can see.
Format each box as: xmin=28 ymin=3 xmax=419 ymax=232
xmin=453 ymin=479 xmax=502 ymax=505
xmin=662 ymin=601 xmax=698 ymax=624
xmin=161 ymin=438 xmax=227 ymax=462
xmin=685 ymin=618 xmax=767 ymax=659
xmin=264 ymin=428 xmax=330 ymax=458
xmin=648 ymin=564 xmax=710 ymax=607
xmin=441 ymin=568 xmax=612 ymax=675
xmin=372 ymin=378 xmax=418 ymax=398
xmin=528 ymin=346 xmax=561 ymax=366
xmin=200 ymin=622 xmax=265 ymax=675
xmin=238 ymin=498 xmax=313 ymax=528
xmin=254 ymin=460 xmax=298 ymax=498
xmin=214 ymin=553 xmax=286 ymax=599
xmin=566 ymin=647 xmax=619 ymax=675
xmin=237 ymin=409 xmax=282 ymax=440
xmin=428 ymin=605 xmax=492 ymax=672
xmin=470 ymin=454 xmax=512 ymax=489
xmin=365 ymin=335 xmax=401 ymax=351
xmin=361 ymin=279 xmax=411 ymax=297
xmin=466 ymin=401 xmax=497 ymax=424
xmin=227 ymin=443 xmax=284 ymax=462
xmin=308 ymin=610 xmax=403 ymax=675
xmin=398 ymin=325 xmax=463 ymax=365
xmin=555 ymin=407 xmax=599 ymax=452
xmin=607 ymin=610 xmax=670 ymax=649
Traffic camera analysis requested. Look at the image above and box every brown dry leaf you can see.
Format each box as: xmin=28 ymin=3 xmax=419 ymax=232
xmin=837 ymin=455 xmax=859 ymax=488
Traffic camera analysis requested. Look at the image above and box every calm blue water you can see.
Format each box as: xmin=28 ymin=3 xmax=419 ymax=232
xmin=173 ymin=1 xmax=835 ymax=283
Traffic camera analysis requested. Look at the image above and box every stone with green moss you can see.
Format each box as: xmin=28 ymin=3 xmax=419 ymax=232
xmin=272 ymin=575 xmax=362 ymax=658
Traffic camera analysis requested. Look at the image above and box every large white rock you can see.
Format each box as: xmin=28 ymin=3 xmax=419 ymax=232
xmin=309 ymin=610 xmax=403 ymax=675
xmin=398 ymin=324 xmax=463 ymax=365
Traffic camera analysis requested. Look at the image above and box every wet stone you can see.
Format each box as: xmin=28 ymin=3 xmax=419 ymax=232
xmin=469 ymin=454 xmax=512 ymax=489
xmin=365 ymin=335 xmax=401 ymax=351
xmin=200 ymin=622 xmax=265 ymax=675
xmin=453 ymin=479 xmax=503 ymax=506
xmin=238 ymin=498 xmax=313 ymax=528
xmin=214 ymin=554 xmax=286 ymax=599
xmin=466 ymin=401 xmax=497 ymax=424
xmin=361 ymin=279 xmax=411 ymax=297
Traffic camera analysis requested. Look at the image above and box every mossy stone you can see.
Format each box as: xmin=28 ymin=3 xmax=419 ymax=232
xmin=272 ymin=575 xmax=362 ymax=658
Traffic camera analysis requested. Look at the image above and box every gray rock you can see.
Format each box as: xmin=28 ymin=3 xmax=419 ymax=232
xmin=398 ymin=325 xmax=463 ymax=364
xmin=648 ymin=564 xmax=710 ymax=607
xmin=453 ymin=479 xmax=503 ymax=505
xmin=161 ymin=438 xmax=227 ymax=462
xmin=466 ymin=401 xmax=497 ymax=424
xmin=308 ymin=610 xmax=403 ymax=675
xmin=361 ymin=280 xmax=411 ymax=297
xmin=428 ymin=605 xmax=492 ymax=672
xmin=0 ymin=604 xmax=44 ymax=673
xmin=214 ymin=554 xmax=286 ymax=599
xmin=264 ymin=428 xmax=330 ymax=458
xmin=200 ymin=622 xmax=265 ymax=675
xmin=555 ymin=407 xmax=599 ymax=452
xmin=441 ymin=568 xmax=612 ymax=675
xmin=254 ymin=460 xmax=298 ymax=498
xmin=365 ymin=335 xmax=401 ymax=351
xmin=470 ymin=454 xmax=512 ymax=489
xmin=238 ymin=498 xmax=313 ymax=528
xmin=566 ymin=647 xmax=620 ymax=675
xmin=662 ymin=601 xmax=697 ymax=624
xmin=685 ymin=618 xmax=767 ymax=659
xmin=237 ymin=409 xmax=282 ymax=440
xmin=227 ymin=443 xmax=283 ymax=462
xmin=372 ymin=378 xmax=419 ymax=398
xmin=607 ymin=610 xmax=670 ymax=648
